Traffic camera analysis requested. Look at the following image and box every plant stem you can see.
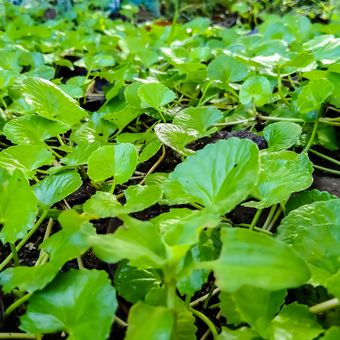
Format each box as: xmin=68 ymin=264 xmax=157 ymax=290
xmin=115 ymin=316 xmax=128 ymax=328
xmin=189 ymin=307 xmax=218 ymax=340
xmin=313 ymin=164 xmax=340 ymax=175
xmin=203 ymin=285 xmax=215 ymax=309
xmin=4 ymin=293 xmax=32 ymax=317
xmin=166 ymin=282 xmax=176 ymax=310
xmin=309 ymin=298 xmax=339 ymax=314
xmin=0 ymin=209 xmax=49 ymax=271
xmin=0 ymin=334 xmax=36 ymax=339
xmin=9 ymin=243 xmax=20 ymax=267
xmin=250 ymin=209 xmax=262 ymax=231
xmin=266 ymin=206 xmax=282 ymax=231
xmin=303 ymin=118 xmax=319 ymax=153
xmin=214 ymin=117 xmax=256 ymax=127
xmin=309 ymin=149 xmax=340 ymax=166
xmin=77 ymin=256 xmax=84 ymax=269
xmin=262 ymin=204 xmax=277 ymax=230
xmin=190 ymin=288 xmax=220 ymax=307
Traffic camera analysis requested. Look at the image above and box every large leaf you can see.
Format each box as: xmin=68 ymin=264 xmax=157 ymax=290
xmin=0 ymin=144 xmax=54 ymax=179
xmin=33 ymin=171 xmax=82 ymax=207
xmin=207 ymin=55 xmax=249 ymax=84
xmin=263 ymin=122 xmax=302 ymax=151
xmin=3 ymin=115 xmax=69 ymax=145
xmin=21 ymin=77 xmax=87 ymax=127
xmin=87 ymin=143 xmax=137 ymax=183
xmin=296 ymin=79 xmax=334 ymax=114
xmin=244 ymin=151 xmax=313 ymax=209
xmin=126 ymin=302 xmax=174 ymax=340
xmin=277 ymin=200 xmax=340 ymax=284
xmin=172 ymin=107 xmax=223 ymax=137
xmin=0 ymin=169 xmax=38 ymax=243
xmin=210 ymin=228 xmax=310 ymax=292
xmin=138 ymin=83 xmax=176 ymax=109
xmin=165 ymin=138 xmax=259 ymax=214
xmin=90 ymin=216 xmax=167 ymax=268
xmin=20 ymin=270 xmax=117 ymax=340
xmin=269 ymin=303 xmax=323 ymax=340
xmin=239 ymin=76 xmax=272 ymax=107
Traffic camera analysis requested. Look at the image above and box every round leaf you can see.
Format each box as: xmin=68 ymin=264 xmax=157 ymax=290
xmin=138 ymin=83 xmax=176 ymax=109
xmin=239 ymin=76 xmax=272 ymax=107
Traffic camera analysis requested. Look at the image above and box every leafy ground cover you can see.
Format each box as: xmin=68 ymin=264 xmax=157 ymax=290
xmin=0 ymin=1 xmax=340 ymax=339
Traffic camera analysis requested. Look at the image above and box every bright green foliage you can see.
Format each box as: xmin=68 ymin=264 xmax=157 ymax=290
xmin=166 ymin=138 xmax=259 ymax=214
xmin=239 ymin=76 xmax=272 ymax=106
xmin=263 ymin=122 xmax=302 ymax=151
xmin=138 ymin=83 xmax=176 ymax=109
xmin=211 ymin=228 xmax=310 ymax=292
xmin=21 ymin=77 xmax=87 ymax=127
xmin=0 ymin=169 xmax=38 ymax=243
xmin=244 ymin=151 xmax=313 ymax=209
xmin=87 ymin=143 xmax=138 ymax=183
xmin=20 ymin=270 xmax=117 ymax=340
xmin=33 ymin=171 xmax=82 ymax=207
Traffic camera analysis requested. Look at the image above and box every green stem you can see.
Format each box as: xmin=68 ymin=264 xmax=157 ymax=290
xmin=309 ymin=149 xmax=340 ymax=166
xmin=0 ymin=334 xmax=36 ymax=339
xmin=189 ymin=307 xmax=218 ymax=340
xmin=309 ymin=298 xmax=339 ymax=314
xmin=35 ymin=218 xmax=54 ymax=266
xmin=109 ymin=177 xmax=116 ymax=194
xmin=266 ymin=206 xmax=282 ymax=231
xmin=313 ymin=164 xmax=340 ymax=175
xmin=203 ymin=285 xmax=215 ymax=309
xmin=9 ymin=243 xmax=20 ymax=267
xmin=166 ymin=282 xmax=176 ymax=310
xmin=115 ymin=315 xmax=128 ymax=328
xmin=190 ymin=288 xmax=220 ymax=307
xmin=77 ymin=256 xmax=84 ymax=269
xmin=250 ymin=209 xmax=262 ymax=231
xmin=0 ymin=209 xmax=49 ymax=272
xmin=262 ymin=204 xmax=277 ymax=230
xmin=5 ymin=293 xmax=32 ymax=317
xmin=303 ymin=118 xmax=319 ymax=153
xmin=214 ymin=118 xmax=256 ymax=127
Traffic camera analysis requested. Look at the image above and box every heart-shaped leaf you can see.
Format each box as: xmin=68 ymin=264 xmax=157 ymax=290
xmin=138 ymin=83 xmax=176 ymax=109
xmin=239 ymin=76 xmax=272 ymax=107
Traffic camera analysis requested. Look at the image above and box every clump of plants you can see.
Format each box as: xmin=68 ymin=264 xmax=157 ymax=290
xmin=0 ymin=1 xmax=339 ymax=339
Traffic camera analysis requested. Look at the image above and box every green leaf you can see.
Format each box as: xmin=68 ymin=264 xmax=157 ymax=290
xmin=83 ymin=184 xmax=162 ymax=217
xmin=269 ymin=303 xmax=323 ymax=340
xmin=87 ymin=143 xmax=137 ymax=183
xmin=239 ymin=76 xmax=272 ymax=107
xmin=296 ymin=79 xmax=334 ymax=114
xmin=166 ymin=139 xmax=259 ymax=214
xmin=60 ymin=142 xmax=100 ymax=166
xmin=3 ymin=115 xmax=69 ymax=145
xmin=90 ymin=216 xmax=167 ymax=268
xmin=21 ymin=77 xmax=87 ymax=127
xmin=263 ymin=122 xmax=302 ymax=151
xmin=286 ymin=189 xmax=337 ymax=215
xmin=102 ymin=105 xmax=142 ymax=131
xmin=0 ymin=145 xmax=54 ymax=179
xmin=207 ymin=55 xmax=249 ymax=84
xmin=323 ymin=326 xmax=340 ymax=340
xmin=277 ymin=200 xmax=340 ymax=284
xmin=20 ymin=269 xmax=117 ymax=340
xmin=126 ymin=302 xmax=174 ymax=340
xmin=220 ymin=286 xmax=286 ymax=337
xmin=139 ymin=138 xmax=162 ymax=163
xmin=244 ymin=151 xmax=313 ymax=209
xmin=114 ymin=262 xmax=161 ymax=303
xmin=219 ymin=327 xmax=260 ymax=339
xmin=172 ymin=107 xmax=223 ymax=137
xmin=138 ymin=83 xmax=176 ymax=109
xmin=33 ymin=171 xmax=82 ymax=207
xmin=154 ymin=123 xmax=197 ymax=156
xmin=0 ymin=169 xmax=38 ymax=243
xmin=210 ymin=228 xmax=310 ymax=292
xmin=327 ymin=270 xmax=340 ymax=300
xmin=124 ymin=82 xmax=142 ymax=108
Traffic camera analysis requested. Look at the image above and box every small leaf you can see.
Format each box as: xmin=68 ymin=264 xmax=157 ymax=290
xmin=173 ymin=107 xmax=223 ymax=137
xmin=33 ymin=171 xmax=82 ymax=207
xmin=126 ymin=302 xmax=174 ymax=340
xmin=244 ymin=151 xmax=313 ymax=209
xmin=269 ymin=303 xmax=323 ymax=340
xmin=0 ymin=169 xmax=38 ymax=243
xmin=138 ymin=83 xmax=176 ymax=109
xmin=154 ymin=123 xmax=197 ymax=156
xmin=239 ymin=76 xmax=272 ymax=107
xmin=166 ymin=139 xmax=259 ymax=214
xmin=20 ymin=270 xmax=117 ymax=340
xmin=21 ymin=77 xmax=87 ymax=126
xmin=327 ymin=270 xmax=340 ymax=300
xmin=0 ymin=145 xmax=54 ymax=179
xmin=90 ymin=216 xmax=167 ymax=268
xmin=87 ymin=143 xmax=137 ymax=183
xmin=210 ymin=228 xmax=310 ymax=292
xmin=277 ymin=200 xmax=340 ymax=284
xmin=114 ymin=262 xmax=161 ymax=303
xmin=139 ymin=138 xmax=162 ymax=163
xmin=263 ymin=122 xmax=302 ymax=151
xmin=3 ymin=115 xmax=69 ymax=145
xmin=296 ymin=79 xmax=334 ymax=114
xmin=207 ymin=55 xmax=249 ymax=84
xmin=61 ymin=142 xmax=101 ymax=166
